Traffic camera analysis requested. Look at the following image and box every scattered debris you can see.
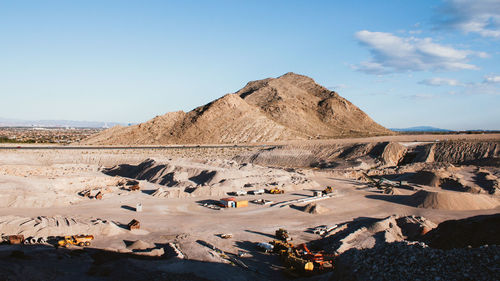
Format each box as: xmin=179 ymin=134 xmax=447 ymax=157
xmin=201 ymin=203 xmax=221 ymax=210
xmin=95 ymin=191 xmax=103 ymax=200
xmin=129 ymin=184 xmax=140 ymax=191
xmin=168 ymin=242 xmax=185 ymax=259
xmin=7 ymin=235 xmax=25 ymax=245
xmin=251 ymin=199 xmax=273 ymax=205
xmin=135 ymin=203 xmax=142 ymax=212
xmin=219 ymin=233 xmax=233 ymax=239
xmin=257 ymin=242 xmax=274 ymax=253
xmin=127 ymin=219 xmax=140 ymax=230
xmin=151 ymin=187 xmax=170 ymax=197
xmin=313 ymin=225 xmax=338 ymax=236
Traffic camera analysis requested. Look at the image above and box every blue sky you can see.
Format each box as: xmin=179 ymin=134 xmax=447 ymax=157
xmin=0 ymin=0 xmax=499 ymax=130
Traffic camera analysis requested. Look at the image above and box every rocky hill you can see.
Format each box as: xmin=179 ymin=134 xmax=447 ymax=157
xmin=82 ymin=73 xmax=391 ymax=145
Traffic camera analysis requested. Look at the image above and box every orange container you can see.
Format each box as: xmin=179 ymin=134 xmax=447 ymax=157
xmin=235 ymin=200 xmax=248 ymax=208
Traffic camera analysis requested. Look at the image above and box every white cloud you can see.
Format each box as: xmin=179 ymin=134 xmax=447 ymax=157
xmin=419 ymin=77 xmax=462 ymax=86
xmin=484 ymin=75 xmax=500 ymax=83
xmin=418 ymin=74 xmax=500 ymax=94
xmin=354 ymin=30 xmax=484 ymax=74
xmin=437 ymin=0 xmax=500 ymax=38
xmin=407 ymin=93 xmax=435 ymax=99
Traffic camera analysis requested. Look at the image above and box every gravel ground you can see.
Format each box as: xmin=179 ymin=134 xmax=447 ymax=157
xmin=332 ymin=242 xmax=500 ymax=281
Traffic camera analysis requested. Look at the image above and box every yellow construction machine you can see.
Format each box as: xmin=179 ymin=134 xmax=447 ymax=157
xmin=268 ymin=188 xmax=284 ymax=194
xmin=322 ymin=186 xmax=334 ymax=195
xmin=57 ymin=235 xmax=94 ymax=247
xmin=269 ymin=229 xmax=336 ymax=276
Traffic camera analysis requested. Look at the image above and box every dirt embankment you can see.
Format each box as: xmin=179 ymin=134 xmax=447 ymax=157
xmin=102 ymin=158 xmax=317 ymax=198
xmin=234 ymin=140 xmax=500 ymax=168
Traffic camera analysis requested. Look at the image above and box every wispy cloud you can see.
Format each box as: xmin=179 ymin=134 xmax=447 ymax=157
xmin=484 ymin=75 xmax=500 ymax=83
xmin=436 ymin=0 xmax=500 ymax=38
xmin=354 ymin=30 xmax=486 ymax=74
xmin=419 ymin=74 xmax=500 ymax=95
xmin=328 ymin=84 xmax=348 ymax=91
xmin=407 ymin=93 xmax=435 ymax=100
xmin=419 ymin=77 xmax=462 ymax=86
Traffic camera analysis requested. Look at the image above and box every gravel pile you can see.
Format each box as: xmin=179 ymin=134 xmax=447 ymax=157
xmin=332 ymin=242 xmax=500 ymax=281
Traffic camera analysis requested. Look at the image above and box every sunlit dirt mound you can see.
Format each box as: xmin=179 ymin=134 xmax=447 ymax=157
xmin=312 ymin=215 xmax=436 ymax=254
xmin=301 ymin=203 xmax=330 ymax=214
xmin=102 ymin=158 xmax=317 ymax=198
xmin=82 ymin=73 xmax=391 ymax=145
xmin=0 ymin=215 xmax=123 ymax=238
xmin=405 ymin=190 xmax=499 ymax=210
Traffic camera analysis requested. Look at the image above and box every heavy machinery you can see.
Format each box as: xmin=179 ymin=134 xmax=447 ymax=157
xmin=322 ymin=186 xmax=334 ymax=195
xmin=57 ymin=235 xmax=94 ymax=247
xmin=294 ymin=243 xmax=334 ymax=270
xmin=268 ymin=188 xmax=284 ymax=194
xmin=362 ymin=173 xmax=413 ymax=192
xmin=269 ymin=229 xmax=335 ymax=276
xmin=276 ymin=228 xmax=292 ymax=242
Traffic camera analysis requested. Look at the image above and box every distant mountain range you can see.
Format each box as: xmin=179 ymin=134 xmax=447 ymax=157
xmin=0 ymin=117 xmax=125 ymax=128
xmin=390 ymin=126 xmax=453 ymax=132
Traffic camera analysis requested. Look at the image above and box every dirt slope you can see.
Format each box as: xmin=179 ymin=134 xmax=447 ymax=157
xmin=82 ymin=73 xmax=391 ymax=145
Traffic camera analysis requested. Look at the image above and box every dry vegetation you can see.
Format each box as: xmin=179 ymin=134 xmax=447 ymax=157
xmin=0 ymin=127 xmax=101 ymax=144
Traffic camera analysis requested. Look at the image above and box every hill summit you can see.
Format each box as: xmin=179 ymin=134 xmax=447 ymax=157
xmin=82 ymin=73 xmax=391 ymax=145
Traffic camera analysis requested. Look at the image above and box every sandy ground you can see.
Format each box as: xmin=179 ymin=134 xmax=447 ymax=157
xmin=0 ymin=134 xmax=499 ymax=280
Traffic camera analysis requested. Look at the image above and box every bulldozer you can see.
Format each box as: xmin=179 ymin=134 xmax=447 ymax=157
xmin=57 ymin=235 xmax=94 ymax=247
xmin=268 ymin=188 xmax=284 ymax=194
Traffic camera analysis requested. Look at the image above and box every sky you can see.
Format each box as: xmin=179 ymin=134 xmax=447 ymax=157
xmin=0 ymin=0 xmax=499 ymax=130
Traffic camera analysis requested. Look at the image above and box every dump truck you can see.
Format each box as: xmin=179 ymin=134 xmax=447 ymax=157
xmin=57 ymin=235 xmax=94 ymax=247
xmin=268 ymin=188 xmax=284 ymax=194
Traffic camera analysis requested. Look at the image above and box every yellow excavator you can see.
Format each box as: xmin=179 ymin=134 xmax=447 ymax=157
xmin=57 ymin=235 xmax=94 ymax=247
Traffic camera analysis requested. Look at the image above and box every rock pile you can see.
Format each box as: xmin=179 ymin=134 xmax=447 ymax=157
xmin=333 ymin=242 xmax=500 ymax=281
